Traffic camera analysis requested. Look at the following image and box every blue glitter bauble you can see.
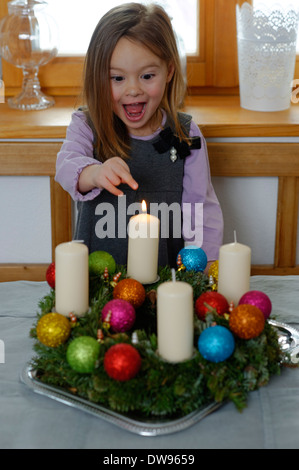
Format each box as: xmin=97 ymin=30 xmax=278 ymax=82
xmin=198 ymin=325 xmax=235 ymax=363
xmin=178 ymin=246 xmax=207 ymax=272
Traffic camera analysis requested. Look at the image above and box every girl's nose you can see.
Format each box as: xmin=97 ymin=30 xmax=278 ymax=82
xmin=126 ymin=79 xmax=142 ymax=97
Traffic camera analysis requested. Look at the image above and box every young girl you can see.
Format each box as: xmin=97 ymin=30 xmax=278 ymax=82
xmin=55 ymin=2 xmax=223 ymax=271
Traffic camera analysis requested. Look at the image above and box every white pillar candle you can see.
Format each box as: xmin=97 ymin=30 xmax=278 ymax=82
xmin=55 ymin=241 xmax=89 ymax=317
xmin=217 ymin=233 xmax=251 ymax=306
xmin=127 ymin=200 xmax=160 ymax=284
xmin=157 ymin=270 xmax=194 ymax=362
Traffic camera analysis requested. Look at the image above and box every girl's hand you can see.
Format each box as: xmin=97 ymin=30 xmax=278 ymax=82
xmin=204 ymin=260 xmax=214 ymax=276
xmin=78 ymin=157 xmax=138 ymax=196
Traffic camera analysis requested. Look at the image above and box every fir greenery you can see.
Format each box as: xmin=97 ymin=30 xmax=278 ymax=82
xmin=30 ymin=266 xmax=285 ymax=418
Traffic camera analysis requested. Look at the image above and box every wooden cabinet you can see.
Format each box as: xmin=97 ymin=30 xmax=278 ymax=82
xmin=0 ymin=98 xmax=75 ymax=281
xmin=184 ymin=96 xmax=299 ymax=275
xmin=1 ymin=96 xmax=299 ymax=281
xmin=0 ymin=141 xmax=72 ymax=281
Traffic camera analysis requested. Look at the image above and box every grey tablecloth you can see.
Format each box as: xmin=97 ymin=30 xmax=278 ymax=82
xmin=1 ymin=277 xmax=299 ymax=449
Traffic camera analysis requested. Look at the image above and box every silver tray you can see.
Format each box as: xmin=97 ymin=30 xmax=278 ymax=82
xmin=20 ymin=320 xmax=299 ymax=437
xmin=20 ymin=366 xmax=222 ymax=436
xmin=269 ymin=319 xmax=299 ymax=364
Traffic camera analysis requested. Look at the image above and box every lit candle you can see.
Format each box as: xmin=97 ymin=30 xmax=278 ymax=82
xmin=127 ymin=200 xmax=160 ymax=284
xmin=217 ymin=232 xmax=251 ymax=306
xmin=157 ymin=269 xmax=194 ymax=362
xmin=55 ymin=241 xmax=89 ymax=317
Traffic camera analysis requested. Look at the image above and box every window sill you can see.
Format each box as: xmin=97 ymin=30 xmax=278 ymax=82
xmin=0 ymin=95 xmax=298 ymax=139
xmin=183 ymin=95 xmax=299 ymax=138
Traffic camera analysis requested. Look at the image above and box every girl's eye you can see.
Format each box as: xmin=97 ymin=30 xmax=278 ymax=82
xmin=111 ymin=76 xmax=124 ymax=82
xmin=142 ymin=73 xmax=154 ymax=80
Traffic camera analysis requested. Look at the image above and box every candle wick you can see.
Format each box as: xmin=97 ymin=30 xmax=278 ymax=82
xmin=171 ymin=268 xmax=176 ymax=282
xmin=234 ymin=230 xmax=237 ymax=244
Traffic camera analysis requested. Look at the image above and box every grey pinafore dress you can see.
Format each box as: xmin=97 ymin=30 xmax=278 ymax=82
xmin=74 ymin=113 xmax=192 ymax=268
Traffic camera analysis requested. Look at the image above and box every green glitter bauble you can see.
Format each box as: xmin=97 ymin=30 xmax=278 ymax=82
xmin=66 ymin=336 xmax=100 ymax=373
xmin=88 ymin=251 xmax=116 ymax=276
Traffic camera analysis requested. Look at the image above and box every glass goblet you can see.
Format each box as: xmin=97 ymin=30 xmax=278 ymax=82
xmin=0 ymin=0 xmax=58 ymax=111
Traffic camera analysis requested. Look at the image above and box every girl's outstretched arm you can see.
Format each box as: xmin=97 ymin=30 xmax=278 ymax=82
xmin=56 ymin=111 xmax=137 ymax=200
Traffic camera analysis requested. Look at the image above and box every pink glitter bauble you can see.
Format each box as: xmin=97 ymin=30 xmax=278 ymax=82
xmin=238 ymin=290 xmax=272 ymax=319
xmin=102 ymin=299 xmax=136 ymax=333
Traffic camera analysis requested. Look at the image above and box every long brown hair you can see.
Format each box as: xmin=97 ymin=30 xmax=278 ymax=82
xmin=83 ymin=2 xmax=187 ymax=162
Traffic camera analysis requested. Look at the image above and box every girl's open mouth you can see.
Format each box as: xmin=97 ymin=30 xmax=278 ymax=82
xmin=123 ymin=103 xmax=146 ymax=121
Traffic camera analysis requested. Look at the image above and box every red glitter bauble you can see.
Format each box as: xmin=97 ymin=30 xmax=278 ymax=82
xmin=104 ymin=343 xmax=142 ymax=381
xmin=195 ymin=291 xmax=229 ymax=321
xmin=46 ymin=262 xmax=55 ymax=289
xmin=229 ymin=304 xmax=265 ymax=340
xmin=113 ymin=278 xmax=146 ymax=309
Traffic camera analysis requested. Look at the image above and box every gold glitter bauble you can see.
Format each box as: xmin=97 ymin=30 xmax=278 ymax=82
xmin=113 ymin=278 xmax=146 ymax=309
xmin=229 ymin=304 xmax=265 ymax=340
xmin=36 ymin=313 xmax=71 ymax=348
xmin=208 ymin=260 xmax=219 ymax=281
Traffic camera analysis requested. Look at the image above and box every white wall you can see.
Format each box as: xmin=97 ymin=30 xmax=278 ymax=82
xmin=0 ymin=175 xmax=52 ymax=263
xmin=212 ymin=176 xmax=278 ymax=264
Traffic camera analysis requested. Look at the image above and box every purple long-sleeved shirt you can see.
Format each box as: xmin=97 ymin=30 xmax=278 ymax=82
xmin=55 ymin=110 xmax=223 ymax=261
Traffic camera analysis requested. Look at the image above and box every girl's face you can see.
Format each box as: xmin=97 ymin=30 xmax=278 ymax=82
xmin=110 ymin=37 xmax=174 ymax=137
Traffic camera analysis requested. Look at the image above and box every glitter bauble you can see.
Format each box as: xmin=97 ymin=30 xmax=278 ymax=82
xmin=195 ymin=291 xmax=229 ymax=320
xmin=113 ymin=279 xmax=146 ymax=309
xmin=198 ymin=325 xmax=235 ymax=363
xmin=208 ymin=260 xmax=219 ymax=281
xmin=104 ymin=343 xmax=142 ymax=381
xmin=177 ymin=246 xmax=207 ymax=272
xmin=89 ymin=251 xmax=116 ymax=276
xmin=46 ymin=262 xmax=55 ymax=289
xmin=66 ymin=336 xmax=100 ymax=373
xmin=229 ymin=304 xmax=265 ymax=340
xmin=102 ymin=299 xmax=136 ymax=333
xmin=238 ymin=290 xmax=272 ymax=319
xmin=36 ymin=312 xmax=71 ymax=348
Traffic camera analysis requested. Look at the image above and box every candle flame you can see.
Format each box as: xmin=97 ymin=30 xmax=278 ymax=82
xmin=141 ymin=200 xmax=147 ymax=213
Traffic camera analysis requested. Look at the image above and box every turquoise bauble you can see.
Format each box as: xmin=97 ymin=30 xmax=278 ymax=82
xmin=198 ymin=325 xmax=235 ymax=363
xmin=178 ymin=246 xmax=207 ymax=272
